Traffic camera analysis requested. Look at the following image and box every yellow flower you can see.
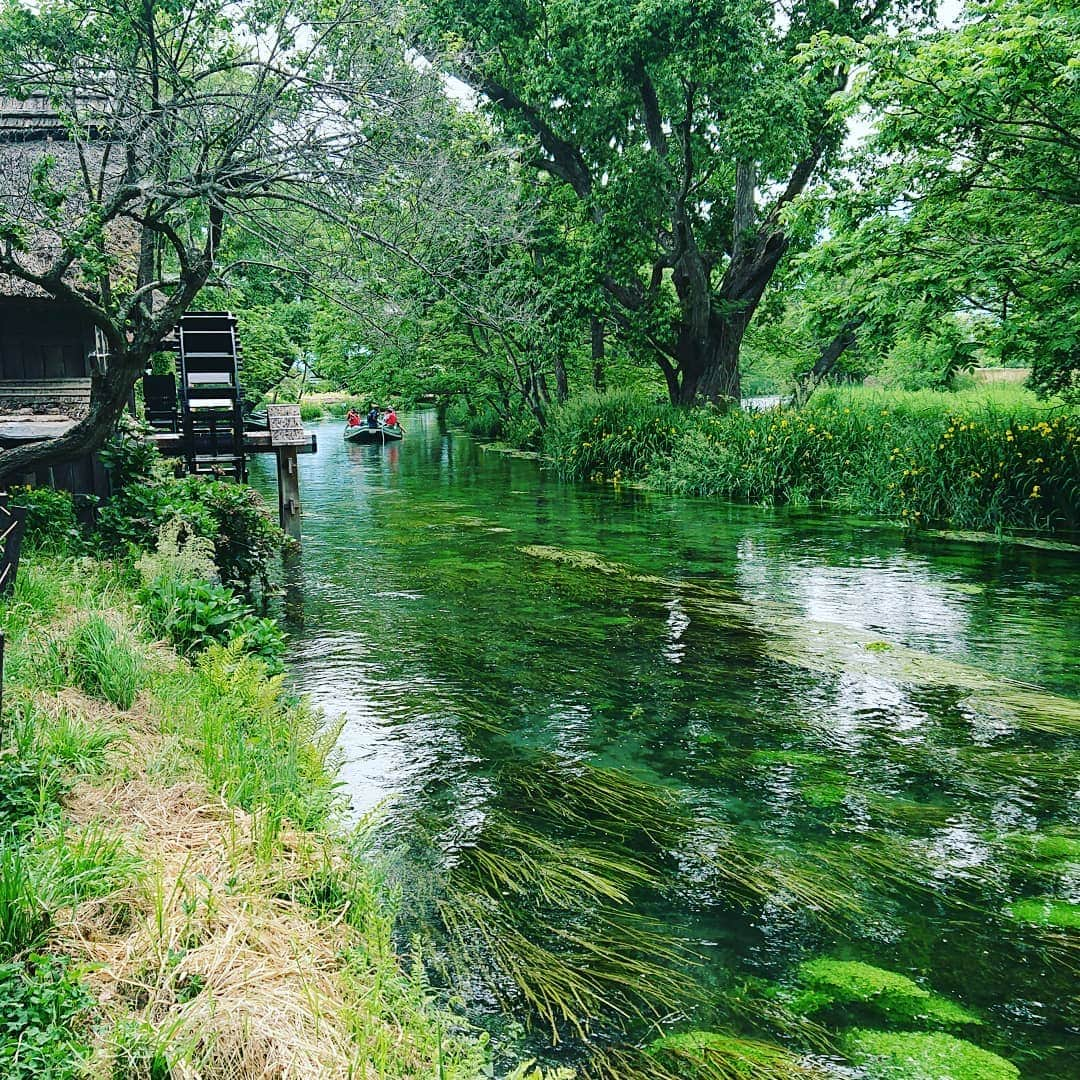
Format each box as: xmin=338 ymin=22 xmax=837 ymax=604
xmin=1030 ymin=486 xmax=1041 ymax=498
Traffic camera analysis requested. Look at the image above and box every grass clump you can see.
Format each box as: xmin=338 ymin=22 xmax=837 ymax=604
xmin=64 ymin=615 xmax=143 ymax=710
xmin=841 ymin=1029 xmax=1019 ymax=1080
xmin=791 ymin=959 xmax=980 ymax=1028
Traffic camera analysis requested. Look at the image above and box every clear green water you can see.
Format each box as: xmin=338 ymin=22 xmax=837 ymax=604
xmin=253 ymin=411 xmax=1080 ymax=1077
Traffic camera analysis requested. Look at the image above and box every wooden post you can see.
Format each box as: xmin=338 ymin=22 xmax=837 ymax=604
xmin=276 ymin=446 xmax=302 ymax=541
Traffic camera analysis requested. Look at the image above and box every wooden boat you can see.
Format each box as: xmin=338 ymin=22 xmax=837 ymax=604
xmin=344 ymin=422 xmax=403 ymax=444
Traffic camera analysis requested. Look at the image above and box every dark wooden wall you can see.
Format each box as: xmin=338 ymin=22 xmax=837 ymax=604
xmin=0 ymin=298 xmax=94 ymax=380
xmin=0 ymin=298 xmax=106 ymax=501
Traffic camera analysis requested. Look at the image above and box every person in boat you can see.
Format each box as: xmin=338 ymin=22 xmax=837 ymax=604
xmin=384 ymin=406 xmax=398 ymax=428
xmin=346 ymin=407 xmax=361 ymax=427
xmin=366 ymin=405 xmax=380 ymax=428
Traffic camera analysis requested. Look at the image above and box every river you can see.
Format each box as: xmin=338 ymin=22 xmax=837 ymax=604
xmin=252 ymin=410 xmax=1080 ymax=1078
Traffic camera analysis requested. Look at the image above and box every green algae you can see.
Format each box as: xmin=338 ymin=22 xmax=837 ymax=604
xmin=1006 ymin=898 xmax=1080 ymax=929
xmin=792 ymin=960 xmax=980 ymax=1028
xmin=1002 ymin=831 xmax=1080 ymax=865
xmin=841 ymin=1029 xmax=1019 ymax=1080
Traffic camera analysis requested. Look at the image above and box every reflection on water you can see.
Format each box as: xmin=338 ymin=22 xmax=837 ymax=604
xmin=251 ymin=410 xmax=1080 ymax=1076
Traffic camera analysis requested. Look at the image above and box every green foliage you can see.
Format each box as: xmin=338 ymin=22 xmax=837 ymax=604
xmin=0 ymin=958 xmax=94 ymax=1080
xmin=545 ymin=388 xmax=1080 ymax=534
xmin=98 ymin=418 xmax=160 ymax=490
xmin=791 ymin=959 xmax=979 ymax=1028
xmin=8 ymin=488 xmax=81 ymax=553
xmin=100 ymin=474 xmax=284 ymax=596
xmin=0 ymin=844 xmax=46 ymax=958
xmin=544 ymin=391 xmax=682 ymax=483
xmin=155 ymin=642 xmax=341 ymax=836
xmin=0 ymin=756 xmax=55 ymax=834
xmin=63 ymin=615 xmax=143 ymax=710
xmin=27 ymin=821 xmax=140 ymax=912
xmin=140 ymin=576 xmax=283 ymax=669
xmin=841 ymin=1029 xmax=1019 ymax=1080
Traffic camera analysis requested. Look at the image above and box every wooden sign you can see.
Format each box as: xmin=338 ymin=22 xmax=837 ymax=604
xmin=265 ymin=404 xmax=307 ymax=446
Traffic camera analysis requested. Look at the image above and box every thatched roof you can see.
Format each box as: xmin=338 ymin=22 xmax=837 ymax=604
xmin=0 ymin=95 xmax=138 ymax=301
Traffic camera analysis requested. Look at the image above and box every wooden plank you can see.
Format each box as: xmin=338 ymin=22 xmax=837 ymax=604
xmin=150 ymin=430 xmax=317 ymax=455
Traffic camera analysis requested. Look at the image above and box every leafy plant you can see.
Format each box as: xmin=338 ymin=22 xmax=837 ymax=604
xmin=7 ymin=487 xmax=82 ymax=553
xmin=0 ymin=957 xmax=94 ymax=1079
xmin=140 ymin=577 xmax=248 ymax=656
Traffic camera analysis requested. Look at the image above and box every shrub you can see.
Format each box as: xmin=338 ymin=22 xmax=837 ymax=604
xmin=64 ymin=616 xmax=143 ymax=710
xmin=0 ymin=957 xmax=94 ymax=1079
xmin=299 ymin=401 xmax=325 ymax=421
xmin=8 ymin=487 xmax=81 ymax=553
xmin=139 ymin=575 xmax=285 ymax=668
xmin=140 ymin=577 xmax=247 ymax=656
xmin=99 ymin=475 xmax=283 ymax=596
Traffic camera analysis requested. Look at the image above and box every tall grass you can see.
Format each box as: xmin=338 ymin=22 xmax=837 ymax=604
xmin=544 ymin=388 xmax=1079 ymax=534
xmin=64 ymin=615 xmax=143 ymax=709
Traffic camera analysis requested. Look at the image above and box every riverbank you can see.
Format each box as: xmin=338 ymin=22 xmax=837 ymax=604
xmin=543 ymin=386 xmax=1079 ymax=536
xmin=0 ymin=548 xmax=496 ymax=1078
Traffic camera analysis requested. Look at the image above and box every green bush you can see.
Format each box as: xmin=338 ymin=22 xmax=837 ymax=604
xmin=0 ymin=957 xmax=94 ymax=1079
xmin=140 ymin=576 xmax=285 ymax=669
xmin=99 ymin=475 xmax=283 ymax=595
xmin=544 ymin=388 xmax=1080 ymax=534
xmin=0 ymin=843 xmax=46 ymax=959
xmin=8 ymin=488 xmax=81 ymax=553
xmin=299 ymin=401 xmax=325 ymax=421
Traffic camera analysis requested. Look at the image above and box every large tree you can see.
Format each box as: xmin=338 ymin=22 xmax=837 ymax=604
xmin=407 ymin=0 xmax=933 ymax=405
xmin=0 ymin=0 xmax=452 ymax=481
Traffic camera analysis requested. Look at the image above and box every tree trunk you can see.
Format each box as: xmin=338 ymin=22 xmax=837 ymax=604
xmin=554 ymin=353 xmax=568 ymax=404
xmin=792 ymin=317 xmax=863 ymax=407
xmin=591 ymin=316 xmax=605 ymax=391
xmin=672 ymin=317 xmax=744 ymax=405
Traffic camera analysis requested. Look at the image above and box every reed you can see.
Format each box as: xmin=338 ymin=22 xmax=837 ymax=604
xmin=544 ymin=387 xmax=1079 ymax=534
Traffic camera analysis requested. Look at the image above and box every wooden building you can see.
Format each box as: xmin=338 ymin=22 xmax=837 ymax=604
xmin=0 ymin=95 xmax=117 ymax=499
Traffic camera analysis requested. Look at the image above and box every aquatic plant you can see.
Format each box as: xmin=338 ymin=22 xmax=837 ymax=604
xmin=642 ymin=1030 xmax=821 ymax=1079
xmin=790 ymin=959 xmax=980 ymax=1028
xmin=841 ymin=1029 xmax=1019 ymax=1080
xmin=1005 ymin=898 xmax=1080 ymax=929
xmin=544 ymin=387 xmax=1080 ymax=534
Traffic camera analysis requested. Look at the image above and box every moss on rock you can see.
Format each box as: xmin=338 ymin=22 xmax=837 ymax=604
xmin=842 ymin=1029 xmax=1019 ymax=1080
xmin=1005 ymin=898 xmax=1080 ymax=929
xmin=792 ymin=959 xmax=979 ymax=1027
